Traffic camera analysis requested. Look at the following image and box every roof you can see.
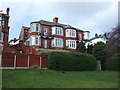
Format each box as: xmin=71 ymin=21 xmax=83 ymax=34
xmin=31 ymin=20 xmax=83 ymax=31
xmin=22 ymin=26 xmax=30 ymax=29
xmin=90 ymin=34 xmax=106 ymax=40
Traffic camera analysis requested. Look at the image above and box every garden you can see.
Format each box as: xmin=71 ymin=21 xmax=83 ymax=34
xmin=2 ymin=26 xmax=120 ymax=88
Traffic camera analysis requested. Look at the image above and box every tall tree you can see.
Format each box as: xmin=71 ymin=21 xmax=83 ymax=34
xmin=92 ymin=42 xmax=107 ymax=70
xmin=87 ymin=44 xmax=93 ymax=54
xmin=76 ymin=41 xmax=86 ymax=53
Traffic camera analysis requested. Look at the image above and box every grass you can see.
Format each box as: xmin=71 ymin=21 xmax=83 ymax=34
xmin=2 ymin=69 xmax=119 ymax=88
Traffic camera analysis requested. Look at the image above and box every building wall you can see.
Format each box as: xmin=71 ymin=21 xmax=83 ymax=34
xmin=25 ymin=23 xmax=87 ymax=51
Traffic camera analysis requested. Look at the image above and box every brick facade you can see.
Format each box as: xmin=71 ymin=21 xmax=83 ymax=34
xmin=19 ymin=17 xmax=90 ymax=51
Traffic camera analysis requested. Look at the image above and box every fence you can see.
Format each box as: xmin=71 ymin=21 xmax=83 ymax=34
xmin=1 ymin=52 xmax=48 ymax=69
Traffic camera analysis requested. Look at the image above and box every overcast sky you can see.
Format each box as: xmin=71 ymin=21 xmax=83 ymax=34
xmin=0 ymin=0 xmax=119 ymax=40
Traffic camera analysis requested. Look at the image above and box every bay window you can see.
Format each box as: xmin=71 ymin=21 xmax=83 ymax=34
xmin=52 ymin=38 xmax=63 ymax=47
xmin=66 ymin=40 xmax=76 ymax=49
xmin=52 ymin=27 xmax=63 ymax=35
xmin=30 ymin=35 xmax=40 ymax=46
xmin=66 ymin=29 xmax=76 ymax=37
xmin=30 ymin=23 xmax=40 ymax=32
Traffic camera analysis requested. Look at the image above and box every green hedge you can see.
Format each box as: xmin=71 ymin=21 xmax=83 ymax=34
xmin=105 ymin=55 xmax=120 ymax=71
xmin=48 ymin=51 xmax=97 ymax=71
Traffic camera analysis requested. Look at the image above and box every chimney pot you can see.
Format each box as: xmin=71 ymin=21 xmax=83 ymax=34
xmin=53 ymin=17 xmax=58 ymax=23
xmin=6 ymin=8 xmax=10 ymax=15
xmin=95 ymin=33 xmax=98 ymax=37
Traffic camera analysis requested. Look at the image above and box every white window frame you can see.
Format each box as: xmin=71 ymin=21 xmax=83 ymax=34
xmin=78 ymin=33 xmax=82 ymax=40
xmin=0 ymin=31 xmax=4 ymax=42
xmin=44 ymin=28 xmax=48 ymax=35
xmin=30 ymin=23 xmax=40 ymax=33
xmin=44 ymin=40 xmax=47 ymax=48
xmin=0 ymin=17 xmax=5 ymax=26
xmin=52 ymin=27 xmax=63 ymax=36
xmin=66 ymin=40 xmax=76 ymax=49
xmin=30 ymin=35 xmax=40 ymax=46
xmin=66 ymin=29 xmax=76 ymax=38
xmin=52 ymin=38 xmax=63 ymax=47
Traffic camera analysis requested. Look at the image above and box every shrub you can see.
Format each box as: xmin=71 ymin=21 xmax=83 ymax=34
xmin=48 ymin=51 xmax=97 ymax=71
xmin=105 ymin=55 xmax=120 ymax=71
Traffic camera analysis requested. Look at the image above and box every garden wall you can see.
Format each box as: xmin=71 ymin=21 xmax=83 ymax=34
xmin=1 ymin=52 xmax=48 ymax=69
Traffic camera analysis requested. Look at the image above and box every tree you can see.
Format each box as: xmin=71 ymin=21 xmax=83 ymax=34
xmin=87 ymin=44 xmax=93 ymax=54
xmin=92 ymin=42 xmax=107 ymax=70
xmin=104 ymin=26 xmax=120 ymax=56
xmin=76 ymin=41 xmax=86 ymax=53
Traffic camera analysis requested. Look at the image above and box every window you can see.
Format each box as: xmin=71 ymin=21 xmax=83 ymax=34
xmin=0 ymin=31 xmax=4 ymax=42
xmin=66 ymin=40 xmax=76 ymax=49
xmin=44 ymin=40 xmax=47 ymax=48
xmin=55 ymin=27 xmax=63 ymax=35
xmin=36 ymin=24 xmax=39 ymax=32
xmin=35 ymin=37 xmax=39 ymax=45
xmin=30 ymin=36 xmax=40 ymax=46
xmin=78 ymin=34 xmax=82 ymax=40
xmin=44 ymin=28 xmax=47 ymax=35
xmin=66 ymin=29 xmax=76 ymax=37
xmin=0 ymin=17 xmax=5 ymax=26
xmin=30 ymin=23 xmax=40 ymax=32
xmin=52 ymin=38 xmax=63 ymax=47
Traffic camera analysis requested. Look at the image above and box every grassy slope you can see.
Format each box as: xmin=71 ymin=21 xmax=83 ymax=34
xmin=2 ymin=70 xmax=118 ymax=88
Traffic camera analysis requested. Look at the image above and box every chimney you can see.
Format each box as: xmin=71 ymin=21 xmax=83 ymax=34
xmin=95 ymin=33 xmax=98 ymax=37
xmin=53 ymin=17 xmax=58 ymax=23
xmin=6 ymin=8 xmax=10 ymax=15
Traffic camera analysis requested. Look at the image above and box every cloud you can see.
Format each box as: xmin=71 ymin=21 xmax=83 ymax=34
xmin=0 ymin=1 xmax=118 ymax=40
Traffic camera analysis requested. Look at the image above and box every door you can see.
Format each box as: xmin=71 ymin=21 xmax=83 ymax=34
xmin=44 ymin=40 xmax=47 ymax=48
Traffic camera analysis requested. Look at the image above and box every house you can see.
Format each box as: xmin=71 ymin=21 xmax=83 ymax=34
xmin=89 ymin=33 xmax=108 ymax=45
xmin=0 ymin=8 xmax=10 ymax=53
xmin=0 ymin=8 xmax=90 ymax=69
xmin=19 ymin=17 xmax=90 ymax=51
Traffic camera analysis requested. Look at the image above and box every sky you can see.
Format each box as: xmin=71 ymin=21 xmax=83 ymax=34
xmin=0 ymin=0 xmax=119 ymax=40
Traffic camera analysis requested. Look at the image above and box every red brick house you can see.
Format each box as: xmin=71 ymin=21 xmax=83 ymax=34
xmin=0 ymin=8 xmax=90 ymax=69
xmin=19 ymin=17 xmax=90 ymax=51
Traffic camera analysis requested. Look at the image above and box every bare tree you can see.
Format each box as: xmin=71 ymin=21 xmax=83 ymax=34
xmin=104 ymin=26 xmax=120 ymax=56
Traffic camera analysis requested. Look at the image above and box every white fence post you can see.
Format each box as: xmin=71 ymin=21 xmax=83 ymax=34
xmin=28 ymin=56 xmax=30 ymax=67
xmin=14 ymin=55 xmax=17 ymax=69
xmin=40 ymin=56 xmax=42 ymax=69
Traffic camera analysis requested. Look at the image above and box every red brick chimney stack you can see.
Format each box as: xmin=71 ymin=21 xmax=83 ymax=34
xmin=6 ymin=8 xmax=10 ymax=15
xmin=53 ymin=17 xmax=58 ymax=23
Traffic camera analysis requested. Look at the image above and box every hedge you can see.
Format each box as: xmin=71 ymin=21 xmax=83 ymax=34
xmin=48 ymin=51 xmax=97 ymax=71
xmin=105 ymin=55 xmax=120 ymax=71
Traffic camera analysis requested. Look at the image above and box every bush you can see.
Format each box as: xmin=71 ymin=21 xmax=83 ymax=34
xmin=105 ymin=55 xmax=120 ymax=71
xmin=48 ymin=51 xmax=97 ymax=71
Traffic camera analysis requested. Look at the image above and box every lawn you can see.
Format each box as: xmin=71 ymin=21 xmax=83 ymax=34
xmin=2 ymin=69 xmax=118 ymax=88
